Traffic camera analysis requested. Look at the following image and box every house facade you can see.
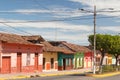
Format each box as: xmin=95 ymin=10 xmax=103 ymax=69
xmin=74 ymin=52 xmax=84 ymax=69
xmin=0 ymin=33 xmax=43 ymax=74
xmin=42 ymin=41 xmax=58 ymax=71
xmin=58 ymin=52 xmax=74 ymax=70
xmin=84 ymin=52 xmax=92 ymax=68
xmin=23 ymin=36 xmax=59 ymax=71
xmin=49 ymin=41 xmax=92 ymax=69
xmin=103 ymin=53 xmax=113 ymax=65
xmin=23 ymin=36 xmax=75 ymax=71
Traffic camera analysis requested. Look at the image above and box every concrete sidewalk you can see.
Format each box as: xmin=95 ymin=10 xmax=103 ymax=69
xmin=0 ymin=68 xmax=91 ymax=80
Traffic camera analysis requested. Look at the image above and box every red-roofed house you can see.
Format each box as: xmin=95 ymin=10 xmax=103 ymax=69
xmin=0 ymin=33 xmax=43 ymax=74
xmin=49 ymin=41 xmax=93 ymax=68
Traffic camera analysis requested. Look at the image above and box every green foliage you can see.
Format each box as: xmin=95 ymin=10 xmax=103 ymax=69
xmin=88 ymin=34 xmax=120 ymax=55
xmin=89 ymin=34 xmax=120 ymax=68
xmin=108 ymin=35 xmax=120 ymax=55
xmin=102 ymin=65 xmax=120 ymax=73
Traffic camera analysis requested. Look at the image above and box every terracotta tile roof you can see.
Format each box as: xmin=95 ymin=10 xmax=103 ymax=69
xmin=0 ymin=33 xmax=33 ymax=45
xmin=41 ymin=41 xmax=55 ymax=52
xmin=49 ymin=41 xmax=91 ymax=53
xmin=54 ymin=46 xmax=74 ymax=54
xmin=22 ymin=35 xmax=45 ymax=42
xmin=62 ymin=42 xmax=91 ymax=52
xmin=41 ymin=41 xmax=74 ymax=54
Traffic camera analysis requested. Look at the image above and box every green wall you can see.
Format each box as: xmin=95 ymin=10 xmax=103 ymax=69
xmin=58 ymin=52 xmax=74 ymax=66
xmin=74 ymin=52 xmax=84 ymax=69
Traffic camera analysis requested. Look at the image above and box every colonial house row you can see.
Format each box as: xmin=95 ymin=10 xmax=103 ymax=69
xmin=23 ymin=35 xmax=94 ymax=70
xmin=49 ymin=41 xmax=93 ymax=69
xmin=0 ymin=33 xmax=43 ymax=74
xmin=23 ymin=36 xmax=75 ymax=71
xmin=0 ymin=33 xmax=116 ymax=74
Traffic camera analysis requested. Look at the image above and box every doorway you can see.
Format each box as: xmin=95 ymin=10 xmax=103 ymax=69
xmin=2 ymin=57 xmax=11 ymax=73
xmin=63 ymin=58 xmax=66 ymax=70
xmin=17 ymin=53 xmax=22 ymax=72
xmin=35 ymin=53 xmax=38 ymax=70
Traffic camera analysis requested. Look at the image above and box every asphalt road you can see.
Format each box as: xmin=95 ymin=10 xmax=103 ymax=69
xmin=18 ymin=74 xmax=120 ymax=80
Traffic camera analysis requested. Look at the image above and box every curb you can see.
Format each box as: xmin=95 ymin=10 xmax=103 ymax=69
xmin=39 ymin=72 xmax=83 ymax=77
xmin=39 ymin=70 xmax=91 ymax=77
xmin=86 ymin=71 xmax=120 ymax=78
xmin=0 ymin=70 xmax=91 ymax=80
xmin=0 ymin=72 xmax=83 ymax=80
xmin=0 ymin=75 xmax=30 ymax=80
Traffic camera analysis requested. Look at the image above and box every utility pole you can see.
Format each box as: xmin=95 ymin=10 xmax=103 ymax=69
xmin=79 ymin=5 xmax=97 ymax=74
xmin=93 ymin=5 xmax=96 ymax=74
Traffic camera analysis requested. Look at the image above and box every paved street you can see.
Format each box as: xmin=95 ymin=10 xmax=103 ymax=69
xmin=18 ymin=74 xmax=120 ymax=80
xmin=96 ymin=74 xmax=120 ymax=80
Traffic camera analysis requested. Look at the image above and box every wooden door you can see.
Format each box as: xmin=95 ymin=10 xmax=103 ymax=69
xmin=35 ymin=53 xmax=38 ymax=70
xmin=17 ymin=53 xmax=22 ymax=72
xmin=2 ymin=57 xmax=11 ymax=73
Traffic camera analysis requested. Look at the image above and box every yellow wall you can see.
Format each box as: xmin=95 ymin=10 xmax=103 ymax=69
xmin=43 ymin=52 xmax=58 ymax=71
xmin=43 ymin=52 xmax=57 ymax=62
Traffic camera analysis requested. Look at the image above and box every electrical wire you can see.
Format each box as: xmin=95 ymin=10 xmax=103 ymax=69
xmin=0 ymin=15 xmax=119 ymax=23
xmin=0 ymin=23 xmax=32 ymax=35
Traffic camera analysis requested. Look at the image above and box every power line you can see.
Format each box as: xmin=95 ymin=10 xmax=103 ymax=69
xmin=0 ymin=15 xmax=119 ymax=23
xmin=0 ymin=23 xmax=33 ymax=35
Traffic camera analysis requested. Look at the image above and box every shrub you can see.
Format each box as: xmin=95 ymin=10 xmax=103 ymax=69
xmin=102 ymin=65 xmax=120 ymax=73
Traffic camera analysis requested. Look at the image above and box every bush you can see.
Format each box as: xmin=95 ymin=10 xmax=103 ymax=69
xmin=102 ymin=65 xmax=120 ymax=73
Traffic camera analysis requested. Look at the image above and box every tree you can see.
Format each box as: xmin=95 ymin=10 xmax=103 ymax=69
xmin=88 ymin=34 xmax=114 ymax=73
xmin=108 ymin=35 xmax=120 ymax=66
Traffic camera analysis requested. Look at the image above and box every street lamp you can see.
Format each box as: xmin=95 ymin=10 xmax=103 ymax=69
xmin=79 ymin=6 xmax=115 ymax=74
xmin=80 ymin=6 xmax=97 ymax=74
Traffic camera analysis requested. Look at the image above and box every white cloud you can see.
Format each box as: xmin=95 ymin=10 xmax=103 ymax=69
xmin=0 ymin=18 xmax=92 ymax=45
xmin=69 ymin=0 xmax=120 ymax=16
xmin=0 ymin=19 xmax=92 ymax=32
xmin=0 ymin=6 xmax=87 ymax=18
xmin=99 ymin=26 xmax=120 ymax=32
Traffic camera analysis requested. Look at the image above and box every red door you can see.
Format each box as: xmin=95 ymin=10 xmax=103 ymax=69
xmin=2 ymin=57 xmax=11 ymax=73
xmin=17 ymin=53 xmax=22 ymax=72
xmin=35 ymin=53 xmax=38 ymax=70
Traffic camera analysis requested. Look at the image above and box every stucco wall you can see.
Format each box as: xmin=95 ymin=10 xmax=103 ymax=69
xmin=43 ymin=52 xmax=58 ymax=71
xmin=11 ymin=53 xmax=17 ymax=67
xmin=0 ymin=42 xmax=43 ymax=73
xmin=38 ymin=54 xmax=43 ymax=65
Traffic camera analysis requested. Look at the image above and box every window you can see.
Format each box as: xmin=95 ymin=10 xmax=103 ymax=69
xmin=67 ymin=58 xmax=71 ymax=66
xmin=26 ymin=53 xmax=30 ymax=66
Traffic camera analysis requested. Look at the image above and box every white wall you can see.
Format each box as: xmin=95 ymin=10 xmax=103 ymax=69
xmin=22 ymin=53 xmax=27 ymax=66
xmin=39 ymin=54 xmax=43 ymax=65
xmin=11 ymin=53 xmax=17 ymax=67
xmin=30 ymin=53 xmax=35 ymax=65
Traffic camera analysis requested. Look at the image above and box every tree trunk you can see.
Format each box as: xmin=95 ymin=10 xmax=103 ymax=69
xmin=114 ymin=54 xmax=119 ymax=71
xmin=114 ymin=54 xmax=118 ymax=66
xmin=99 ymin=52 xmax=105 ymax=74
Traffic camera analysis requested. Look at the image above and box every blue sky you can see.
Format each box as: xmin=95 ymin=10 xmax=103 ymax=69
xmin=0 ymin=0 xmax=120 ymax=45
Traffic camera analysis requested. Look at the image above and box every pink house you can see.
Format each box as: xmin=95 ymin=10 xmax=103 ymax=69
xmin=84 ymin=52 xmax=93 ymax=68
xmin=0 ymin=33 xmax=43 ymax=74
